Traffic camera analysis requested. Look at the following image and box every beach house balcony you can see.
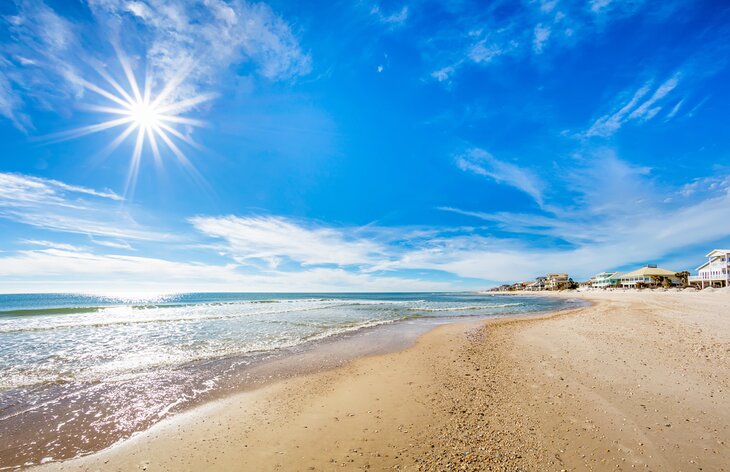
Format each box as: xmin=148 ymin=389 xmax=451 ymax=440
xmin=619 ymin=265 xmax=679 ymax=288
xmin=589 ymin=271 xmax=623 ymax=289
xmin=545 ymin=273 xmax=570 ymax=290
xmin=690 ymin=249 xmax=730 ymax=288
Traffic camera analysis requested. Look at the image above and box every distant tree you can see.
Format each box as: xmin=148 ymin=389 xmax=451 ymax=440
xmin=649 ymin=275 xmax=665 ymax=287
xmin=636 ymin=282 xmax=646 ymax=290
xmin=675 ymin=271 xmax=690 ymax=287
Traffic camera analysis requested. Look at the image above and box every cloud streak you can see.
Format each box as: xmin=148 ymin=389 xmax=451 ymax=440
xmin=190 ymin=215 xmax=385 ymax=268
xmin=585 ymin=74 xmax=682 ymax=137
xmin=88 ymin=0 xmax=312 ymax=91
xmin=456 ymin=148 xmax=544 ymax=207
xmin=424 ymin=0 xmax=659 ymax=83
xmin=0 ymin=172 xmax=164 ymax=242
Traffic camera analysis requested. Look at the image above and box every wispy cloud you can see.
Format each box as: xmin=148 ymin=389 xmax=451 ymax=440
xmin=190 ymin=215 xmax=385 ymax=268
xmin=532 ymin=24 xmax=551 ymax=54
xmin=456 ymin=148 xmax=544 ymax=207
xmin=437 ymin=152 xmax=730 ymax=281
xmin=369 ymin=4 xmax=409 ymax=26
xmin=627 ymin=74 xmax=680 ymax=121
xmin=89 ymin=0 xmax=311 ymax=89
xmin=585 ymin=74 xmax=682 ymax=137
xmin=0 ymin=0 xmax=81 ymax=131
xmin=3 ymin=161 xmax=730 ymax=290
xmin=0 ymin=172 xmax=164 ymax=241
xmin=0 ymin=245 xmax=457 ymax=293
xmin=0 ymin=68 xmax=30 ymax=132
xmin=424 ymin=0 xmax=656 ymax=83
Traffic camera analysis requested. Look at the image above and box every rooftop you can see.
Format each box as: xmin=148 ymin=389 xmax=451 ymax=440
xmin=706 ymin=249 xmax=730 ymax=258
xmin=620 ymin=266 xmax=677 ymax=278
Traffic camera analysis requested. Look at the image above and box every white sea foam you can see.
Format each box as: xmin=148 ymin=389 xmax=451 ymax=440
xmin=0 ymin=293 xmax=563 ymax=391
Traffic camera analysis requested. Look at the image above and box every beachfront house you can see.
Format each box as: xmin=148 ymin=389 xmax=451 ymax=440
xmin=510 ymin=281 xmax=532 ymax=291
xmin=545 ymin=273 xmax=570 ymax=290
xmin=526 ymin=276 xmax=546 ymax=291
xmin=589 ymin=271 xmax=623 ymax=289
xmin=619 ymin=265 xmax=679 ymax=288
xmin=688 ymin=249 xmax=730 ymax=288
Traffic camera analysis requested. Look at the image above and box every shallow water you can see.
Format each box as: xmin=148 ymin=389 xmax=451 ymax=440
xmin=0 ymin=292 xmax=574 ymax=469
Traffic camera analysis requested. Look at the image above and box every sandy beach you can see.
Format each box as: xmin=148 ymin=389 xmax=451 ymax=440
xmin=35 ymin=290 xmax=730 ymax=471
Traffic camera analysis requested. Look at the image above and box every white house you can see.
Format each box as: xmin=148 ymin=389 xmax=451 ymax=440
xmin=619 ymin=265 xmax=679 ymax=288
xmin=688 ymin=249 xmax=730 ymax=288
xmin=545 ymin=273 xmax=570 ymax=290
xmin=526 ymin=276 xmax=546 ymax=291
xmin=589 ymin=271 xmax=623 ymax=289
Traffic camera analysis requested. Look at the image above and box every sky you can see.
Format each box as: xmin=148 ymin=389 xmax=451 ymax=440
xmin=0 ymin=0 xmax=729 ymax=293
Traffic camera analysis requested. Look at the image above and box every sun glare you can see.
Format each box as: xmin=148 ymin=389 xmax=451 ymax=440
xmin=129 ymin=101 xmax=161 ymax=130
xmin=47 ymin=50 xmax=215 ymax=195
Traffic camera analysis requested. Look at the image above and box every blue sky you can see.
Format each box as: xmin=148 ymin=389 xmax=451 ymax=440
xmin=1 ymin=0 xmax=729 ymax=293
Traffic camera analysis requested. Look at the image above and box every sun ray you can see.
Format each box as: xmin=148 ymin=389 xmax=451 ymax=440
xmin=76 ymin=77 xmax=134 ymax=110
xmin=156 ymin=121 xmax=204 ymax=150
xmin=149 ymin=58 xmax=196 ymax=108
xmin=143 ymin=65 xmax=152 ymax=106
xmin=44 ymin=49 xmax=209 ymax=197
xmin=79 ymin=104 xmax=134 ymax=115
xmin=89 ymin=122 xmax=139 ymax=167
xmin=118 ymin=53 xmax=144 ymax=104
xmin=146 ymin=125 xmax=162 ymax=168
xmin=125 ymin=126 xmax=146 ymax=197
xmin=156 ymin=125 xmax=212 ymax=195
xmin=93 ymin=65 xmax=136 ymax=106
xmin=156 ymin=114 xmax=207 ymax=127
xmin=155 ymin=92 xmax=217 ymax=116
xmin=41 ymin=116 xmax=136 ymax=143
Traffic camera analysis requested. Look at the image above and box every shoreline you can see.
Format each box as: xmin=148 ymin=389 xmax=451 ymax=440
xmin=32 ymin=291 xmax=730 ymax=470
xmin=2 ymin=296 xmax=572 ymax=470
xmin=31 ymin=308 xmax=574 ymax=472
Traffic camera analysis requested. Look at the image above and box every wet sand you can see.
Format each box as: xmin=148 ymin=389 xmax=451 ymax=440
xmin=1 ymin=317 xmax=450 ymax=469
xmin=35 ymin=291 xmax=730 ymax=471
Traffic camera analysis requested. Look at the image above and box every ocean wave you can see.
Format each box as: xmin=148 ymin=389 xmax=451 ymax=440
xmin=407 ymin=302 xmax=524 ymax=312
xmin=0 ymin=300 xmax=411 ymax=334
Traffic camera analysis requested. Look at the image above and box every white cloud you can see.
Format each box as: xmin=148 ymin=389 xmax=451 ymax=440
xmin=370 ymin=4 xmax=409 ymax=26
xmin=88 ymin=0 xmax=311 ymax=89
xmin=627 ymin=75 xmax=679 ymax=120
xmin=468 ymin=40 xmax=507 ymax=64
xmin=4 ymin=163 xmax=730 ymax=291
xmin=590 ymin=0 xmax=614 ymax=12
xmin=0 ymin=172 xmax=165 ymax=241
xmin=0 ymin=246 xmax=457 ymax=293
xmin=436 ymin=153 xmax=730 ymax=281
xmin=532 ymin=24 xmax=551 ymax=53
xmin=428 ymin=186 xmax=730 ymax=282
xmin=456 ymin=148 xmax=544 ymax=207
xmin=431 ymin=65 xmax=458 ymax=82
xmin=585 ymin=74 xmax=681 ymax=137
xmin=0 ymin=68 xmax=30 ymax=132
xmin=0 ymin=0 xmax=81 ymax=130
xmin=666 ymin=99 xmax=684 ymax=120
xmin=20 ymin=239 xmax=87 ymax=252
xmin=190 ymin=215 xmax=385 ymax=267
xmin=585 ymin=82 xmax=651 ymax=136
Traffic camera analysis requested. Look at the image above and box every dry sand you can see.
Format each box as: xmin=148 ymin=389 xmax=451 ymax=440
xmin=36 ymin=291 xmax=730 ymax=471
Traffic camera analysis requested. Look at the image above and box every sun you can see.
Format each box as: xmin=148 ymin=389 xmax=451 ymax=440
xmin=129 ymin=100 xmax=161 ymax=130
xmin=47 ymin=50 xmax=216 ymax=195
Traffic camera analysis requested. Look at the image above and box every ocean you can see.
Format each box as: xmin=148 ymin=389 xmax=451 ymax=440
xmin=0 ymin=292 xmax=574 ymax=469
